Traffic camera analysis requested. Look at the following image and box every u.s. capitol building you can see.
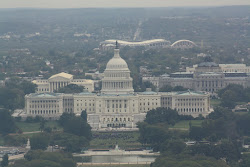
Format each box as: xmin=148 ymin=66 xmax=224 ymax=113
xmin=24 ymin=47 xmax=213 ymax=129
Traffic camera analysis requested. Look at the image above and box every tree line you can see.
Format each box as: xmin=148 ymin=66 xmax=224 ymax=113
xmin=138 ymin=107 xmax=250 ymax=167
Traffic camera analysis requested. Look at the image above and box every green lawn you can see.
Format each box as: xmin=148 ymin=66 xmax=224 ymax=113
xmin=90 ymin=131 xmax=142 ymax=150
xmin=16 ymin=121 xmax=62 ymax=132
xmin=210 ymin=99 xmax=221 ymax=107
xmin=90 ymin=120 xmax=202 ymax=149
xmin=79 ymin=165 xmax=150 ymax=167
xmin=171 ymin=120 xmax=203 ymax=130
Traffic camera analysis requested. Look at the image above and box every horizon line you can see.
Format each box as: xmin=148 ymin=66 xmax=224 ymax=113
xmin=0 ymin=5 xmax=249 ymax=10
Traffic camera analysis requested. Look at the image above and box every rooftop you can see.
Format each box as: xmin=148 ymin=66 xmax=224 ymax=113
xmin=102 ymin=39 xmax=168 ymax=46
xmin=49 ymin=72 xmax=73 ymax=80
xmin=199 ymin=72 xmax=222 ymax=76
xmin=138 ymin=91 xmax=158 ymax=95
xmin=28 ymin=93 xmax=63 ymax=98
xmin=175 ymin=91 xmax=206 ymax=96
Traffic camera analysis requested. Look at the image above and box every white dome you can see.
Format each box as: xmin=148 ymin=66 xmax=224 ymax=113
xmin=106 ymin=49 xmax=128 ymax=70
xmin=106 ymin=57 xmax=128 ymax=69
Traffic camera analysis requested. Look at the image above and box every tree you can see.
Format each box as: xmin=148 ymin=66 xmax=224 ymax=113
xmin=1 ymin=154 xmax=8 ymax=167
xmin=39 ymin=119 xmax=46 ymax=132
xmin=81 ymin=110 xmax=87 ymax=121
xmin=59 ymin=112 xmax=92 ymax=140
xmin=0 ymin=78 xmax=36 ymax=110
xmin=220 ymin=90 xmax=237 ymax=108
xmin=58 ymin=112 xmax=75 ymax=127
xmin=63 ymin=117 xmax=92 ymax=140
xmin=172 ymin=86 xmax=188 ymax=91
xmin=19 ymin=80 xmax=37 ymax=95
xmin=56 ymin=84 xmax=84 ymax=93
xmin=0 ymin=88 xmax=24 ymax=110
xmin=219 ymin=140 xmax=240 ymax=162
xmin=60 ymin=158 xmax=76 ymax=167
xmin=239 ymin=154 xmax=250 ymax=167
xmin=24 ymin=150 xmax=44 ymax=161
xmin=159 ymin=85 xmax=173 ymax=92
xmin=189 ymin=140 xmax=240 ymax=162
xmin=145 ymin=108 xmax=180 ymax=125
xmin=164 ymin=140 xmax=186 ymax=154
xmin=0 ymin=109 xmax=17 ymax=135
xmin=189 ymin=126 xmax=207 ymax=141
xmin=4 ymin=135 xmax=27 ymax=146
xmin=208 ymin=107 xmax=232 ymax=120
xmin=218 ymin=84 xmax=246 ymax=108
xmin=5 ymin=77 xmax=37 ymax=95
xmin=141 ymin=81 xmax=156 ymax=91
xmin=137 ymin=122 xmax=170 ymax=151
xmin=21 ymin=150 xmax=77 ymax=167
xmin=30 ymin=133 xmax=49 ymax=150
xmin=152 ymin=155 xmax=229 ymax=167
xmin=236 ymin=114 xmax=250 ymax=136
xmin=50 ymin=132 xmax=89 ymax=152
xmin=159 ymin=85 xmax=188 ymax=92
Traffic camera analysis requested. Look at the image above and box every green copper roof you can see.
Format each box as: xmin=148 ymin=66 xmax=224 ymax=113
xmin=175 ymin=91 xmax=205 ymax=96
xmin=30 ymin=93 xmax=62 ymax=98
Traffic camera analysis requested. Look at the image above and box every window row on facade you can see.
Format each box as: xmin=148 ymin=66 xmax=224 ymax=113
xmin=30 ymin=105 xmax=59 ymax=108
xmin=31 ymin=100 xmax=58 ymax=103
xmin=176 ymin=103 xmax=205 ymax=106
xmin=103 ymin=117 xmax=131 ymax=122
xmin=29 ymin=110 xmax=59 ymax=115
xmin=177 ymin=108 xmax=205 ymax=112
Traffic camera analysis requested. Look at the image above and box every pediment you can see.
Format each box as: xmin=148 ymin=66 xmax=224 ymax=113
xmin=48 ymin=76 xmax=72 ymax=82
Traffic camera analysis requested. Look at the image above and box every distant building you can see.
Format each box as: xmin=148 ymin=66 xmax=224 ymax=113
xmin=187 ymin=64 xmax=250 ymax=73
xmin=85 ymin=71 xmax=104 ymax=80
xmin=142 ymin=76 xmax=160 ymax=87
xmin=0 ymin=80 xmax=5 ymax=87
xmin=159 ymin=61 xmax=250 ymax=94
xmin=100 ymin=39 xmax=170 ymax=51
xmin=171 ymin=40 xmax=197 ymax=49
xmin=24 ymin=47 xmax=213 ymax=130
xmin=25 ymin=93 xmax=74 ymax=119
xmin=139 ymin=66 xmax=152 ymax=76
xmin=32 ymin=72 xmax=94 ymax=93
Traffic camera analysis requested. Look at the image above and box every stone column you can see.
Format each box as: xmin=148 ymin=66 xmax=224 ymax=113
xmin=52 ymin=82 xmax=55 ymax=92
xmin=50 ymin=83 xmax=52 ymax=92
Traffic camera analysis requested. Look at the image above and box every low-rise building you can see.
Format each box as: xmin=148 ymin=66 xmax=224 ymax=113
xmin=159 ymin=61 xmax=250 ymax=94
xmin=32 ymin=72 xmax=94 ymax=93
xmin=142 ymin=76 xmax=160 ymax=87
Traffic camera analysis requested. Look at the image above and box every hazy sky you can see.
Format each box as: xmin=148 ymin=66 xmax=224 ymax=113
xmin=1 ymin=0 xmax=250 ymax=8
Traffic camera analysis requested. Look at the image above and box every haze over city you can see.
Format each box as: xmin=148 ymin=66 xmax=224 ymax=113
xmin=0 ymin=0 xmax=250 ymax=8
xmin=1 ymin=0 xmax=250 ymax=166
